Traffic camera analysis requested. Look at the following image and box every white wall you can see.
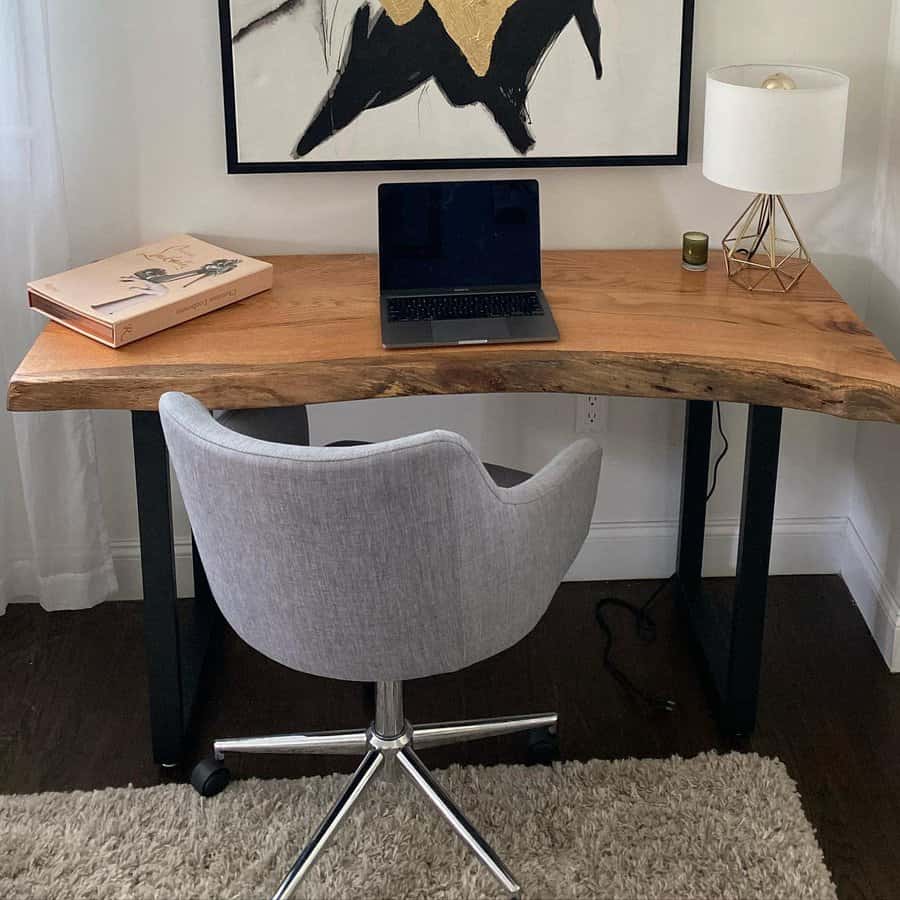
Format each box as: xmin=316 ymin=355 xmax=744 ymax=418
xmin=846 ymin=0 xmax=900 ymax=669
xmin=44 ymin=1 xmax=896 ymax=614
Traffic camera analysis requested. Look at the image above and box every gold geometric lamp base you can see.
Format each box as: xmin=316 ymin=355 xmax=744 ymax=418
xmin=723 ymin=193 xmax=811 ymax=293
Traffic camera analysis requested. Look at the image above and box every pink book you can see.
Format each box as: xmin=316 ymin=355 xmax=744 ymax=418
xmin=27 ymin=234 xmax=273 ymax=347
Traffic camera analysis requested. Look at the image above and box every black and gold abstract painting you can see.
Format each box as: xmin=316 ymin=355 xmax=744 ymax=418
xmin=219 ymin=0 xmax=694 ymax=172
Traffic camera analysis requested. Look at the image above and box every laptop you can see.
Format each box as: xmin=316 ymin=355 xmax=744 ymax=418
xmin=378 ymin=179 xmax=560 ymax=349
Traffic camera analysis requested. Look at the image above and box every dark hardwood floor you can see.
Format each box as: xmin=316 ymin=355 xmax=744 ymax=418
xmin=2 ymin=575 xmax=899 ymax=899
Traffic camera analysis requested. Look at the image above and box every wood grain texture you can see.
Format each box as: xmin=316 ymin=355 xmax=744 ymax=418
xmin=8 ymin=250 xmax=900 ymax=421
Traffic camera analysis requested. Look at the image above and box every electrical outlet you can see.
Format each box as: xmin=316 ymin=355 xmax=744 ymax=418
xmin=576 ymin=395 xmax=608 ymax=434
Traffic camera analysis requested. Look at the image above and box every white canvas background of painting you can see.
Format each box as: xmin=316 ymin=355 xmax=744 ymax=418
xmin=229 ymin=0 xmax=684 ymax=162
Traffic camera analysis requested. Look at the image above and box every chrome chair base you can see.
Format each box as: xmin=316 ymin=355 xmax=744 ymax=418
xmin=208 ymin=682 xmax=556 ymax=900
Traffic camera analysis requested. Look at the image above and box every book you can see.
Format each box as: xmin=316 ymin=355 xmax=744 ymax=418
xmin=27 ymin=234 xmax=273 ymax=348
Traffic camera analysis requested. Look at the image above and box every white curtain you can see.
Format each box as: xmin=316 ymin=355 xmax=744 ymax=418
xmin=0 ymin=0 xmax=117 ymax=612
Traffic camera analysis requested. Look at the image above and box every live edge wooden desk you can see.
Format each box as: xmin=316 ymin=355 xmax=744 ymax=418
xmin=9 ymin=250 xmax=900 ymax=767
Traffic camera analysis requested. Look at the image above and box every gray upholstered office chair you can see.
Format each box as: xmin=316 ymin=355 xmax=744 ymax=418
xmin=159 ymin=392 xmax=601 ymax=899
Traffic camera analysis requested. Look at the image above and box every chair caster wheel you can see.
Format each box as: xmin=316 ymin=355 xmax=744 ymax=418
xmin=526 ymin=725 xmax=560 ymax=766
xmin=191 ymin=757 xmax=231 ymax=797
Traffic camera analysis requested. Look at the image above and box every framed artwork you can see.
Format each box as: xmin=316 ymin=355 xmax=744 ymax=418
xmin=218 ymin=1 xmax=694 ymax=173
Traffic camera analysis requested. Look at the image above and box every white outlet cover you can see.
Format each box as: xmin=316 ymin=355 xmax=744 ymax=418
xmin=576 ymin=395 xmax=609 ymax=434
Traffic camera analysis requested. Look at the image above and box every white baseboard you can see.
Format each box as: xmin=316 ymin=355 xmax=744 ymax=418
xmin=565 ymin=516 xmax=846 ymax=581
xmin=566 ymin=514 xmax=900 ymax=671
xmin=112 ymin=537 xmax=195 ymax=601
xmin=841 ymin=518 xmax=900 ymax=672
xmin=103 ymin=514 xmax=900 ymax=672
xmin=111 ymin=515 xmax=847 ymax=599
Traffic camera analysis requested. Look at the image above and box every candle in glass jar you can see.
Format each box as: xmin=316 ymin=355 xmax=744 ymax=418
xmin=682 ymin=232 xmax=709 ymax=271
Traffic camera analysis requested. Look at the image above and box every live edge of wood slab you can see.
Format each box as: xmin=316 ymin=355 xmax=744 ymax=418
xmin=9 ymin=250 xmax=900 ymax=423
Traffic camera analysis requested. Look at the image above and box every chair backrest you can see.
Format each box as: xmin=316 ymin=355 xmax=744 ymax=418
xmin=160 ymin=392 xmax=601 ymax=682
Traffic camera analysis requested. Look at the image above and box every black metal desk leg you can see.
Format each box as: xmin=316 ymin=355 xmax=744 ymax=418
xmin=726 ymin=404 xmax=782 ymax=735
xmin=676 ymin=400 xmax=713 ymax=604
xmin=132 ymin=411 xmax=183 ymax=766
xmin=192 ymin=535 xmax=212 ymax=606
xmin=677 ymin=402 xmax=783 ymax=738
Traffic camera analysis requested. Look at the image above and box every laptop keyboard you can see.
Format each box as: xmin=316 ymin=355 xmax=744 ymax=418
xmin=387 ymin=292 xmax=544 ymax=323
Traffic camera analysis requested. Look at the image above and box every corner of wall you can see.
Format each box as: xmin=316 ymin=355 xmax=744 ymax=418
xmin=842 ymin=517 xmax=900 ymax=671
xmin=838 ymin=0 xmax=900 ymax=672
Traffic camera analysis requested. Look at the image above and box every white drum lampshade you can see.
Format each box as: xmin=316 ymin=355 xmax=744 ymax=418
xmin=702 ymin=64 xmax=850 ymax=292
xmin=704 ymin=64 xmax=849 ymax=195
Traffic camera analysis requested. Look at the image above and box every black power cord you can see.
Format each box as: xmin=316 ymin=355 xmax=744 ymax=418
xmin=706 ymin=400 xmax=729 ymax=502
xmin=595 ymin=574 xmax=678 ymax=711
xmin=594 ymin=402 xmax=729 ymax=710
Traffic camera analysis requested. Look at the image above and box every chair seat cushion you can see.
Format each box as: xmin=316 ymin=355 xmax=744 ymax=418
xmin=327 ymin=441 xmax=533 ymax=487
xmin=216 ymin=408 xmax=532 ymax=487
xmin=216 ymin=407 xmax=310 ymax=446
xmin=481 ymin=461 xmax=532 ymax=488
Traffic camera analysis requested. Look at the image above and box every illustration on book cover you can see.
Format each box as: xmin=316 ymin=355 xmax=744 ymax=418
xmin=92 ymin=251 xmax=241 ymax=318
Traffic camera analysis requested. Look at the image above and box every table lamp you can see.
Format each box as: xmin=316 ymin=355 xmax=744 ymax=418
xmin=703 ymin=64 xmax=849 ymax=292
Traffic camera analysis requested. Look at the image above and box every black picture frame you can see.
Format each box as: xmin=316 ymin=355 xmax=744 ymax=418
xmin=218 ymin=0 xmax=695 ymax=174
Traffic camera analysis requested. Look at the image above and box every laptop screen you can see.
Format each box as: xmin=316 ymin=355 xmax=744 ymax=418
xmin=378 ymin=180 xmax=541 ymax=293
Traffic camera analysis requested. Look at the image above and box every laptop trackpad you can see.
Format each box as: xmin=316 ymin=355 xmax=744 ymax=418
xmin=433 ymin=319 xmax=511 ymax=344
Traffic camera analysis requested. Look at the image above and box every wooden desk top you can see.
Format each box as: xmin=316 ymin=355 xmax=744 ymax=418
xmin=9 ymin=250 xmax=900 ymax=423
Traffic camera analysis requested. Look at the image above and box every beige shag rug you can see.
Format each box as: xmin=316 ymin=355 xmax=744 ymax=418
xmin=1 ymin=752 xmax=834 ymax=900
